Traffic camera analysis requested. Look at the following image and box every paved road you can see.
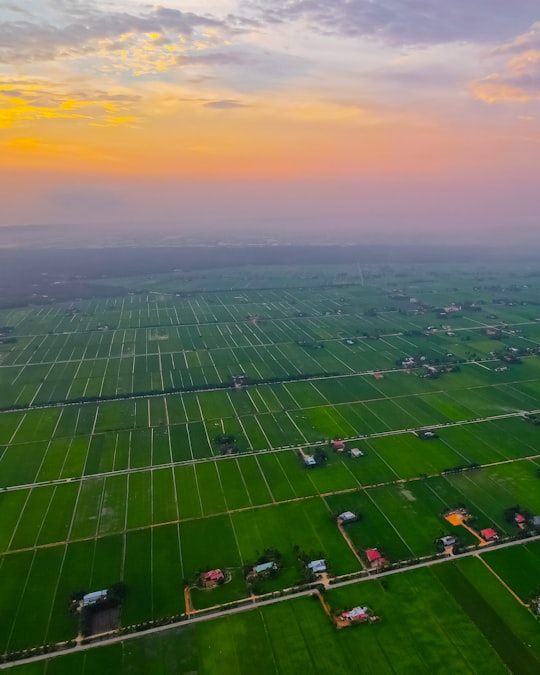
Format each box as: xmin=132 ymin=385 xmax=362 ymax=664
xmin=1 ymin=349 xmax=537 ymax=416
xmin=3 ymin=407 xmax=539 ymax=494
xmin=2 ymin=532 xmax=540 ymax=670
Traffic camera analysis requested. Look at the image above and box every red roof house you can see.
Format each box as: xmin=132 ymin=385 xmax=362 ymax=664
xmin=366 ymin=548 xmax=382 ymax=564
xmin=515 ymin=514 xmax=525 ymax=524
xmin=332 ymin=440 xmax=345 ymax=450
xmin=373 ymin=373 xmax=385 ymax=380
xmin=340 ymin=606 xmax=369 ymax=622
xmin=480 ymin=528 xmax=498 ymax=540
xmin=201 ymin=569 xmax=225 ymax=586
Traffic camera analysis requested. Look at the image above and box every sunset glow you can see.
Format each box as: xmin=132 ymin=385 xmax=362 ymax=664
xmin=1 ymin=1 xmax=539 ymax=240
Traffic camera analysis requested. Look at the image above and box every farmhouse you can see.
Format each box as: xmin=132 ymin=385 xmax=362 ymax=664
xmin=341 ymin=606 xmax=369 ymax=622
xmin=332 ymin=440 xmax=345 ymax=451
xmin=339 ymin=511 xmax=357 ymax=523
xmin=308 ymin=559 xmax=327 ymax=573
xmin=350 ymin=448 xmax=363 ymax=458
xmin=515 ymin=513 xmax=525 ymax=524
xmin=304 ymin=455 xmax=317 ymax=467
xmin=373 ymin=373 xmax=385 ymax=380
xmin=440 ymin=535 xmax=456 ymax=547
xmin=82 ymin=590 xmax=108 ymax=607
xmin=480 ymin=528 xmax=498 ymax=541
xmin=532 ymin=516 xmax=540 ymax=527
xmin=365 ymin=548 xmax=385 ymax=568
xmin=201 ymin=569 xmax=225 ymax=587
xmin=254 ymin=561 xmax=277 ymax=575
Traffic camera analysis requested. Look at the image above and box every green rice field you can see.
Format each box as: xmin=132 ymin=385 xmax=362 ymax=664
xmin=1 ymin=261 xmax=540 ymax=673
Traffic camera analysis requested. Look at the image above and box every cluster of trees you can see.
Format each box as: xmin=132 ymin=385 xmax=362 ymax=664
xmin=296 ymin=340 xmax=325 ymax=350
xmin=214 ymin=434 xmax=239 ymax=454
xmin=1 ymin=370 xmax=340 ymax=413
xmin=440 ymin=463 xmax=480 ymax=475
xmin=525 ymin=414 xmax=540 ymax=426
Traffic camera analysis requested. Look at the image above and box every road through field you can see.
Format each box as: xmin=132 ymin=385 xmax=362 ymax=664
xmin=2 ymin=532 xmax=539 ymax=670
xmin=3 ymin=407 xmax=539 ymax=494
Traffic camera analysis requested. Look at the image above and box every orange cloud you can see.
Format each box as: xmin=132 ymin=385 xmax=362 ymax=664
xmin=470 ymin=77 xmax=536 ymax=103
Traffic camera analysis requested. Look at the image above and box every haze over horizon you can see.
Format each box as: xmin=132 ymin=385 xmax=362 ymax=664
xmin=1 ymin=1 xmax=540 ymax=244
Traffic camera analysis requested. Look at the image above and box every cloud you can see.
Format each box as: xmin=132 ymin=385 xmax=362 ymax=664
xmin=203 ymin=99 xmax=249 ymax=109
xmin=0 ymin=78 xmax=141 ymax=128
xmin=245 ymin=0 xmax=540 ymax=46
xmin=471 ymin=24 xmax=540 ymax=103
xmin=492 ymin=21 xmax=540 ymax=55
xmin=0 ymin=3 xmax=31 ymax=16
xmin=0 ymin=5 xmax=227 ymax=65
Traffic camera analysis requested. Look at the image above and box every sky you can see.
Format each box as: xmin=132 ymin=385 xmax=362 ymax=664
xmin=1 ymin=0 xmax=540 ymax=243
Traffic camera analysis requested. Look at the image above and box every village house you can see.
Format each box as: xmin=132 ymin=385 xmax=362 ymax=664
xmin=332 ymin=440 xmax=345 ymax=451
xmin=307 ymin=559 xmax=327 ymax=574
xmin=304 ymin=455 xmax=317 ymax=467
xmin=440 ymin=535 xmax=456 ymax=547
xmin=201 ymin=569 xmax=225 ymax=588
xmin=253 ymin=561 xmax=277 ymax=575
xmin=82 ymin=590 xmax=108 ymax=607
xmin=350 ymin=448 xmax=363 ymax=458
xmin=338 ymin=511 xmax=357 ymax=524
xmin=480 ymin=528 xmax=498 ymax=541
xmin=365 ymin=548 xmax=385 ymax=568
xmin=340 ymin=606 xmax=369 ymax=623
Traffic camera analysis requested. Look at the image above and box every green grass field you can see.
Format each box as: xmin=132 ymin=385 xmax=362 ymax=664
xmin=1 ymin=261 xmax=540 ymax=671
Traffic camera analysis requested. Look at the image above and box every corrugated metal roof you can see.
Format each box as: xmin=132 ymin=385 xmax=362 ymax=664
xmin=82 ymin=590 xmax=108 ymax=606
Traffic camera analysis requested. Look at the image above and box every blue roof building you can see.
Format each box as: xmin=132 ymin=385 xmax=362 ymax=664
xmin=82 ymin=590 xmax=108 ymax=607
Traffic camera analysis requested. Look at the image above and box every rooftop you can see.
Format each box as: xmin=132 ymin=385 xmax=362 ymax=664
xmin=254 ymin=561 xmax=276 ymax=574
xmin=339 ymin=511 xmax=356 ymax=521
xmin=82 ymin=590 xmax=108 ymax=607
xmin=480 ymin=528 xmax=497 ymax=540
xmin=366 ymin=548 xmax=382 ymax=562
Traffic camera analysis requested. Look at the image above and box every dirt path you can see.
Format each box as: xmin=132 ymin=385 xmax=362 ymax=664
xmin=337 ymin=520 xmax=366 ymax=570
xmin=183 ymin=586 xmax=193 ymax=616
xmin=444 ymin=512 xmax=488 ymax=546
xmin=475 ymin=555 xmax=528 ymax=607
xmin=315 ymin=590 xmax=332 ymax=618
